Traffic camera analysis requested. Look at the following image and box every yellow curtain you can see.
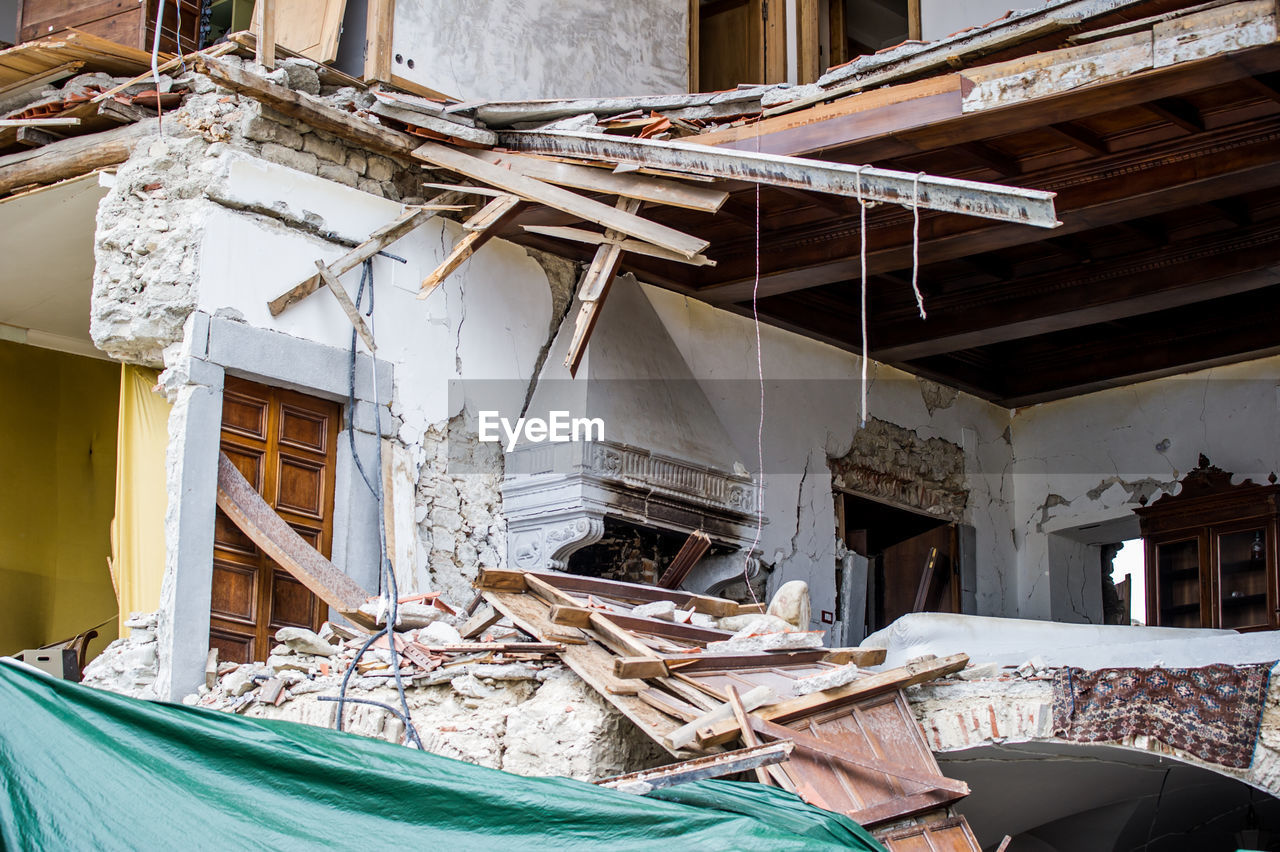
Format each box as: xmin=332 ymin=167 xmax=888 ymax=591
xmin=110 ymin=365 xmax=172 ymax=635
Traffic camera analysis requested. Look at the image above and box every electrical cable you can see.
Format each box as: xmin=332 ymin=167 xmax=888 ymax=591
xmin=150 ymin=0 xmax=166 ymax=135
xmin=331 ymin=257 xmax=419 ymax=749
xmin=910 ymin=172 xmax=927 ymax=319
xmin=856 ymin=167 xmax=868 ymax=428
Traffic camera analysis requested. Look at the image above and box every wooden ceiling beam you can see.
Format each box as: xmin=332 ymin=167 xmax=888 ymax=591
xmin=691 ymin=121 xmax=1280 ymax=303
xmin=958 ymin=141 xmax=1022 ymax=177
xmin=1143 ymin=97 xmax=1205 ymax=133
xmin=1047 ymin=121 xmax=1110 ymax=156
xmin=869 ymin=221 xmax=1280 ymax=361
xmin=989 ymin=287 xmax=1280 ymax=406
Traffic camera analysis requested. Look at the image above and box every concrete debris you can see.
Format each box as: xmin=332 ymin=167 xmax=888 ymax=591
xmin=275 ymin=626 xmax=337 ymax=657
xmin=1016 ymin=656 xmax=1049 ymax=678
xmin=706 ymin=623 xmax=825 ymax=653
xmin=80 ymin=612 xmax=160 ymax=700
xmin=631 ymin=600 xmax=677 ymax=621
xmin=792 ymin=663 xmax=861 ymax=696
xmin=767 ymin=580 xmax=812 ymax=630
xmin=715 ymin=613 xmax=796 ymax=634
xmin=418 ymin=621 xmax=464 ymax=645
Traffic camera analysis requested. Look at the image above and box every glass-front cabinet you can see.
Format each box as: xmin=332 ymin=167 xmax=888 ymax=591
xmin=1136 ymin=456 xmax=1279 ymax=632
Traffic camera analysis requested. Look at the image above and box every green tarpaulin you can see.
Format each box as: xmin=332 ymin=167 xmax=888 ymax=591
xmin=0 ymin=659 xmax=884 ymax=850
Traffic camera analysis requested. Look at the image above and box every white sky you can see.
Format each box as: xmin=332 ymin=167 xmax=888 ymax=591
xmin=1111 ymin=539 xmax=1146 ymax=625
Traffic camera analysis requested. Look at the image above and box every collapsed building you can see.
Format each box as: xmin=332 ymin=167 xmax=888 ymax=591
xmin=2 ymin=0 xmax=1280 ymax=848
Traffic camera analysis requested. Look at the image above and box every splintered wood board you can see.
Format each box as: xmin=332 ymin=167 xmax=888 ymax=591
xmin=875 ymin=815 xmax=982 ymax=851
xmin=776 ymin=690 xmax=965 ymax=827
xmin=482 ymin=589 xmax=694 ymax=758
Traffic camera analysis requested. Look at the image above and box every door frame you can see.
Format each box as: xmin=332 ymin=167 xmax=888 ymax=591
xmin=160 ymin=310 xmax=394 ymax=699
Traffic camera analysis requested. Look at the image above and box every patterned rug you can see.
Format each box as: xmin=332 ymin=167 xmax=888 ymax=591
xmin=1051 ymin=662 xmax=1275 ymax=768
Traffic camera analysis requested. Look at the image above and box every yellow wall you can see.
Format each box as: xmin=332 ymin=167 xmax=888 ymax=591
xmin=0 ymin=341 xmax=120 ymax=658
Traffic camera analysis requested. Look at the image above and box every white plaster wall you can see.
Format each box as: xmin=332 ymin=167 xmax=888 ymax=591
xmin=1010 ymin=356 xmax=1280 ymax=620
xmin=638 ymin=284 xmax=1019 ymax=624
xmin=195 ymin=154 xmax=554 ymax=430
xmin=390 ymin=0 xmax=690 ymax=101
xmin=919 ymin=0 xmax=1025 ymax=41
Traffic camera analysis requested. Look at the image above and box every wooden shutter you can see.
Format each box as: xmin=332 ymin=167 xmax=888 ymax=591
xmin=209 ymin=377 xmax=340 ymax=663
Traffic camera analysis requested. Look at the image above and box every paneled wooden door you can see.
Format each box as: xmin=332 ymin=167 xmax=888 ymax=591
xmin=209 ymin=377 xmax=341 ymax=663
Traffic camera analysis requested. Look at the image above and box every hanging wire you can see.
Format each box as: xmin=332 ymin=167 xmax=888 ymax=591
xmin=910 ymin=172 xmax=927 ymax=320
xmin=150 ymin=0 xmax=167 ymax=135
xmin=856 ymin=167 xmax=869 ymax=428
xmin=331 ymin=257 xmax=420 ymax=749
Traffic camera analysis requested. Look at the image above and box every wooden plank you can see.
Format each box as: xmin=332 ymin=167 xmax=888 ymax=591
xmin=269 ymin=0 xmax=347 ymax=64
xmin=364 ymin=0 xmax=394 ymax=83
xmin=728 ymin=684 xmax=787 ymax=788
xmin=418 ymin=194 xmax=524 ymax=298
xmin=0 ymin=117 xmax=155 ymax=197
xmin=614 ymin=650 xmax=832 ymax=680
xmin=268 ymin=205 xmax=446 ymax=316
xmin=666 ymin=684 xmax=775 ymax=750
xmin=0 ymin=60 xmax=82 ymax=105
xmin=369 ymin=96 xmax=498 ymax=147
xmin=520 ymin=225 xmax=716 ymax=266
xmin=589 ymin=611 xmax=661 ymax=659
xmin=697 ymin=654 xmax=969 ymax=746
xmin=482 ymin=589 xmax=693 ymax=758
xmin=637 ymin=687 xmax=703 ymax=722
xmin=524 ymin=570 xmax=742 ymax=617
xmin=552 ymin=609 xmax=732 ymax=644
xmin=14 ymin=127 xmax=62 ymax=148
xmin=596 ymin=741 xmax=793 ymax=792
xmin=564 ymin=196 xmax=640 ymax=375
xmin=657 ymin=529 xmax=713 ymax=589
xmin=911 ymin=546 xmax=939 ymax=613
xmin=752 ymin=716 xmax=968 ymax=794
xmin=0 ymin=117 xmax=80 ymax=127
xmin=410 ymin=140 xmax=711 ymax=259
xmin=460 ymin=605 xmax=501 ymax=639
xmin=470 ymin=149 xmax=729 ymax=213
xmin=314 ymin=260 xmax=377 ymax=352
xmin=254 ymin=0 xmax=276 ymax=67
xmin=214 ymin=452 xmax=375 ymax=626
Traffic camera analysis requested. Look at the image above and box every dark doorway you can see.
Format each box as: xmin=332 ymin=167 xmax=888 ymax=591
xmin=837 ymin=491 xmax=958 ymax=633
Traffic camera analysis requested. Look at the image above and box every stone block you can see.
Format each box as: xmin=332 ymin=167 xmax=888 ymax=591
xmin=260 ymin=142 xmax=318 ymax=175
xmin=242 ymin=114 xmax=304 ymax=149
xmin=317 ymin=162 xmax=359 ymax=188
xmin=303 ymin=132 xmax=348 ymax=165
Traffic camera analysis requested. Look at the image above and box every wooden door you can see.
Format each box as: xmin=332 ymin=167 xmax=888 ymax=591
xmin=698 ymin=0 xmax=787 ymax=92
xmin=877 ymin=524 xmax=958 ymax=628
xmin=209 ymin=377 xmax=340 ymax=663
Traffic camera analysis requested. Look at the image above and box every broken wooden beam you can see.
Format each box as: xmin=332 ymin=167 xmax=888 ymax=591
xmin=520 ymin=225 xmax=716 ymax=266
xmin=596 ymin=741 xmax=793 ymax=793
xmin=0 ymin=118 xmax=156 ymax=197
xmin=728 ymin=684 xmax=794 ymax=790
xmin=613 ymin=649 xmax=831 ymax=680
xmin=418 ymin=194 xmax=524 ymax=298
xmin=657 ymin=530 xmax=713 ymax=589
xmin=471 ymin=149 xmax=729 ymax=213
xmin=411 ymin=140 xmax=710 ymax=259
xmin=497 ymin=130 xmax=1061 ymax=228
xmin=268 ymin=203 xmax=455 ymax=316
xmin=460 ymin=605 xmax=501 ymax=639
xmin=0 ymin=117 xmax=81 ymax=127
xmin=564 ymin=196 xmax=640 ymax=375
xmin=314 ymin=260 xmax=377 ymax=352
xmin=666 ymin=684 xmax=775 ymax=750
xmin=254 ymin=0 xmax=276 ymax=68
xmin=475 ymin=568 xmax=743 ymax=617
xmin=214 ymin=452 xmax=375 ymax=627
xmin=369 ymin=95 xmax=498 ymax=147
xmin=697 ymin=654 xmax=969 ymax=746
xmin=750 ymin=715 xmax=969 ymax=795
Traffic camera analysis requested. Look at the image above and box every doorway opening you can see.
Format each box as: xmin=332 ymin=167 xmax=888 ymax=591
xmin=836 ymin=490 xmax=958 ymax=635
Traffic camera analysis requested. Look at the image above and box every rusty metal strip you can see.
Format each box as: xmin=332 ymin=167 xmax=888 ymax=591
xmin=215 ymin=452 xmax=375 ymax=628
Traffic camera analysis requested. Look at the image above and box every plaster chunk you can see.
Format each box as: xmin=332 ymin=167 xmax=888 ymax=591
xmin=275 ymin=626 xmax=337 ymax=657
xmin=767 ymin=580 xmax=812 ymax=629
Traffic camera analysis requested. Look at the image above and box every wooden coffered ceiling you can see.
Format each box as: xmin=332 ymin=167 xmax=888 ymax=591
xmin=501 ymin=29 xmax=1280 ymax=407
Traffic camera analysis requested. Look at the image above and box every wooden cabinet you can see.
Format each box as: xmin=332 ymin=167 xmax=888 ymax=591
xmin=1136 ymin=455 xmax=1279 ymax=631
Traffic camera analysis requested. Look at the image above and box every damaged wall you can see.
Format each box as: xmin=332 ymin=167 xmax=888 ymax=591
xmin=390 ymin=0 xmax=690 ymax=101
xmin=88 ymin=57 xmax=580 ymax=697
xmin=1009 ymin=355 xmax=1280 ymax=622
xmin=637 ymin=284 xmax=1019 ymax=627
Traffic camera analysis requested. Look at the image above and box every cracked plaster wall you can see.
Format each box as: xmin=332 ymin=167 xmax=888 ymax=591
xmin=1009 ymin=356 xmax=1280 ymax=621
xmin=637 ymin=284 xmax=1019 ymax=625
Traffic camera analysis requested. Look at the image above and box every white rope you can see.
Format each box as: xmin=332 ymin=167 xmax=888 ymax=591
xmin=741 ymin=128 xmax=765 ymax=607
xmin=911 ymin=172 xmax=927 ymax=320
xmin=857 ymin=167 xmax=868 ymax=428
xmin=150 ymin=0 xmax=166 ymax=135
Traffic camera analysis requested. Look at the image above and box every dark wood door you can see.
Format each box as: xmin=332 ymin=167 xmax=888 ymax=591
xmin=209 ymin=377 xmax=340 ymax=663
xmin=877 ymin=524 xmax=958 ymax=629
